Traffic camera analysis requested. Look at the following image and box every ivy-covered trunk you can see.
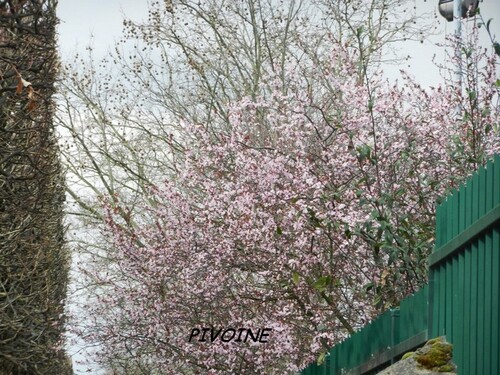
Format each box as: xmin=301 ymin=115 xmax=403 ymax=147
xmin=0 ymin=1 xmax=71 ymax=374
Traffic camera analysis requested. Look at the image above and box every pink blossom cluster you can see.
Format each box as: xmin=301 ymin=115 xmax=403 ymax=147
xmin=84 ymin=41 xmax=499 ymax=374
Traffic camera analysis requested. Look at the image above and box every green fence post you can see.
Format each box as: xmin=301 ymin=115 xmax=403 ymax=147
xmin=390 ymin=308 xmax=400 ymax=364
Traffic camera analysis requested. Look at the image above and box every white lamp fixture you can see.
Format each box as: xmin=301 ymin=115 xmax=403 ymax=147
xmin=438 ymin=0 xmax=479 ymax=21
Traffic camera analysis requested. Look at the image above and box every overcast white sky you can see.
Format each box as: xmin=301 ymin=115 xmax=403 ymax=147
xmin=57 ymin=0 xmax=146 ymax=58
xmin=57 ymin=0 xmax=500 ymax=88
xmin=55 ymin=1 xmax=499 ymax=374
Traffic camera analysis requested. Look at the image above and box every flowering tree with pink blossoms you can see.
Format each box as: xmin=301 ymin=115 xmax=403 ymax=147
xmin=78 ymin=27 xmax=500 ymax=373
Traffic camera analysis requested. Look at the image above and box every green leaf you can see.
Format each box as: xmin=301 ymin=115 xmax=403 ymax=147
xmin=308 ymin=208 xmax=322 ymax=228
xmin=395 ymin=186 xmax=406 ymax=197
xmin=313 ymin=275 xmax=332 ymax=292
xmin=494 ymin=42 xmax=500 ymax=57
xmin=373 ymin=294 xmax=383 ymax=308
xmin=467 ymin=89 xmax=477 ymax=101
xmin=356 ymin=144 xmax=372 ymax=162
xmin=317 ymin=352 xmax=327 ymax=366
xmin=276 ymin=226 xmax=283 ymax=236
xmin=462 ymin=46 xmax=472 ymax=58
xmin=292 ymin=271 xmax=300 ymax=285
xmin=486 ymin=18 xmax=492 ymax=33
xmin=367 ymin=98 xmax=374 ymax=111
xmin=364 ymin=282 xmax=375 ymax=292
xmin=356 ymin=26 xmax=364 ymax=38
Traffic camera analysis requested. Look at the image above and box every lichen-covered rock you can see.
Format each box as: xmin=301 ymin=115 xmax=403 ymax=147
xmin=377 ymin=337 xmax=456 ymax=375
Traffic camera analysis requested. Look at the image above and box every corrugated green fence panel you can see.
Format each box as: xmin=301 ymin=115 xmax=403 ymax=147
xmin=445 ymin=257 xmax=453 ymax=339
xmin=328 ymin=345 xmax=336 ymax=374
xmin=438 ymin=226 xmax=500 ymax=375
xmin=334 ymin=310 xmax=393 ymax=371
xmin=429 ymin=155 xmax=500 ymax=375
xmin=455 ymin=248 xmax=465 ymax=370
xmin=303 ymin=310 xmax=387 ymax=374
xmin=478 ymin=238 xmax=486 ymax=374
xmin=309 ymin=290 xmax=428 ymax=375
xmin=484 ymin=157 xmax=495 ymax=375
xmin=398 ymin=285 xmax=428 ymax=340
xmin=483 ymin=229 xmax=492 ymax=375
xmin=441 ymin=261 xmax=447 ymax=336
xmin=470 ymin=239 xmax=479 ymax=373
xmin=458 ymin=183 xmax=466 ymax=233
xmin=495 ymin=155 xmax=500 ymax=206
xmin=450 ymin=184 xmax=458 ymax=239
xmin=463 ymin=245 xmax=472 ymax=372
xmin=492 ymin=226 xmax=500 ymax=374
xmin=477 ymin=166 xmax=486 ymax=374
xmin=301 ymin=155 xmax=499 ymax=375
xmin=490 ymin=154 xmax=499 ymax=374
xmin=466 ymin=171 xmax=474 ymax=227
xmin=471 ymin=172 xmax=479 ymax=374
xmin=435 ymin=196 xmax=443 ymax=248
xmin=304 ymin=363 xmax=321 ymax=375
xmin=331 ymin=342 xmax=339 ymax=374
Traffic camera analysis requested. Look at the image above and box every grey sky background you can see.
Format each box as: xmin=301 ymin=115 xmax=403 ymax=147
xmin=55 ymin=1 xmax=499 ymax=374
xmin=57 ymin=1 xmax=500 ymax=88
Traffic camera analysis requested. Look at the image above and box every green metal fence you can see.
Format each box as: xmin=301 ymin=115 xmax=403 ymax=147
xmin=301 ymin=154 xmax=500 ymax=375
xmin=429 ymin=154 xmax=500 ymax=374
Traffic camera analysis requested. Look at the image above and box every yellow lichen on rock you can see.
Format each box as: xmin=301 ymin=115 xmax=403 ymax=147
xmin=402 ymin=351 xmax=415 ymax=360
xmin=414 ymin=338 xmax=455 ymax=372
